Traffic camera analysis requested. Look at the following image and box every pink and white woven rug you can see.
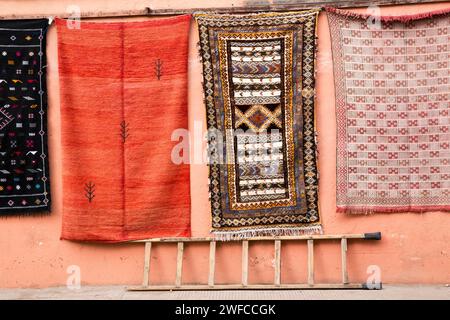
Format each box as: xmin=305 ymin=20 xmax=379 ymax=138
xmin=327 ymin=8 xmax=450 ymax=213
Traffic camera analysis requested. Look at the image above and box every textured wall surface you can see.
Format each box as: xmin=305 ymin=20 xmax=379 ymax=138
xmin=0 ymin=0 xmax=449 ymax=288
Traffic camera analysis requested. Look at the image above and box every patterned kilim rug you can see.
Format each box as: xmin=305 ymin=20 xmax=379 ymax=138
xmin=327 ymin=7 xmax=450 ymax=214
xmin=0 ymin=19 xmax=51 ymax=214
xmin=195 ymin=10 xmax=322 ymax=239
xmin=57 ymin=16 xmax=191 ymax=241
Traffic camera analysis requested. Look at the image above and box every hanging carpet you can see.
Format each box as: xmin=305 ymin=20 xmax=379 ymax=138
xmin=57 ymin=16 xmax=191 ymax=241
xmin=0 ymin=19 xmax=51 ymax=214
xmin=327 ymin=7 xmax=450 ymax=213
xmin=195 ymin=10 xmax=322 ymax=239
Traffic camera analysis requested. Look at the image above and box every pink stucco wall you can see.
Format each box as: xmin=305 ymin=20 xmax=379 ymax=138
xmin=0 ymin=0 xmax=449 ymax=288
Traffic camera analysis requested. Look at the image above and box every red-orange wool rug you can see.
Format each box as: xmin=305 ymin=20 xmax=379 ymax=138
xmin=56 ymin=16 xmax=191 ymax=242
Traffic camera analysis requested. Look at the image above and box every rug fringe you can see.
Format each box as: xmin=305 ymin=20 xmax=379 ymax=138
xmin=0 ymin=209 xmax=51 ymax=219
xmin=337 ymin=206 xmax=450 ymax=214
xmin=212 ymin=225 xmax=323 ymax=241
xmin=325 ymin=6 xmax=450 ymax=23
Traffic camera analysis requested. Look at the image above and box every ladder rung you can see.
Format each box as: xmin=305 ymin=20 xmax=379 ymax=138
xmin=175 ymin=242 xmax=184 ymax=287
xmin=242 ymin=240 xmax=249 ymax=286
xmin=341 ymin=238 xmax=349 ymax=284
xmin=142 ymin=242 xmax=152 ymax=287
xmin=307 ymin=239 xmax=314 ymax=285
xmin=274 ymin=240 xmax=281 ymax=286
xmin=208 ymin=241 xmax=216 ymax=287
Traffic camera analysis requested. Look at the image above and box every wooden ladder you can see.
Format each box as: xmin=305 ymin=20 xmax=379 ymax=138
xmin=127 ymin=232 xmax=381 ymax=291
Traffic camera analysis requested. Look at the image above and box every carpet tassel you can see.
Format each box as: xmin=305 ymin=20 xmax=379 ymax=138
xmin=212 ymin=225 xmax=323 ymax=241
